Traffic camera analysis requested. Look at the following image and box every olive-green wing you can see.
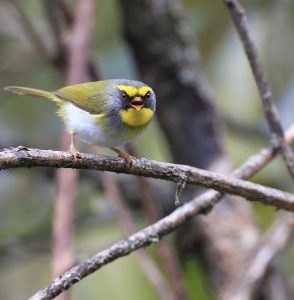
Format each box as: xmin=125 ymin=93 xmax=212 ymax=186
xmin=55 ymin=81 xmax=109 ymax=115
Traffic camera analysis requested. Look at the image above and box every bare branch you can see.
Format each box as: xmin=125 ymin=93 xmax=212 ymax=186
xmin=1 ymin=144 xmax=294 ymax=212
xmin=26 ymin=124 xmax=294 ymax=300
xmin=224 ymin=0 xmax=294 ymax=179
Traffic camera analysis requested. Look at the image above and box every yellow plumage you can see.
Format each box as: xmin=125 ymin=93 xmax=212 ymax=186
xmin=119 ymin=108 xmax=154 ymax=127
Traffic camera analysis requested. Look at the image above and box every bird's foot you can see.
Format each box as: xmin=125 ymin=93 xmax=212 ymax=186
xmin=111 ymin=147 xmax=135 ymax=168
xmin=68 ymin=138 xmax=81 ymax=161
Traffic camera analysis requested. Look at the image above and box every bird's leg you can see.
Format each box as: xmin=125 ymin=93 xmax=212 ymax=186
xmin=68 ymin=131 xmax=81 ymax=160
xmin=111 ymin=147 xmax=135 ymax=168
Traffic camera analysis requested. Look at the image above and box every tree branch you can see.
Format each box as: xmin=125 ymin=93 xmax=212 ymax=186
xmin=224 ymin=0 xmax=294 ymax=179
xmin=1 ymin=143 xmax=294 ymax=212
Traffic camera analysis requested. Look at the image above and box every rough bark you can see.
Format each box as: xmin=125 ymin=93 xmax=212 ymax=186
xmin=1 ymin=146 xmax=294 ymax=211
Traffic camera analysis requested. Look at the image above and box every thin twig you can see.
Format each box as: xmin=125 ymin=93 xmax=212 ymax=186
xmin=224 ymin=0 xmax=294 ymax=179
xmin=26 ymin=123 xmax=294 ymax=300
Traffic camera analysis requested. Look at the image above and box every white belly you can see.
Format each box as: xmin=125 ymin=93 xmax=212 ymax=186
xmin=62 ymin=103 xmax=142 ymax=147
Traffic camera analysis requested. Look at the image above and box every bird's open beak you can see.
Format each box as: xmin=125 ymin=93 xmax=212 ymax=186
xmin=130 ymin=96 xmax=144 ymax=111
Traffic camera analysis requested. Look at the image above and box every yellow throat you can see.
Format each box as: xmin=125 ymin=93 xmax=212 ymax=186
xmin=119 ymin=108 xmax=154 ymax=127
xmin=116 ymin=84 xmax=154 ymax=127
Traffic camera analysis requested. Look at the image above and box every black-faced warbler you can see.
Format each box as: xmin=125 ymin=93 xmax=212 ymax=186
xmin=4 ymin=79 xmax=156 ymax=162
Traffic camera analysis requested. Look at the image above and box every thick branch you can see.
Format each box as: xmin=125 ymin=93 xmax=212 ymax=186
xmin=27 ymin=124 xmax=294 ymax=300
xmin=224 ymin=0 xmax=294 ymax=178
xmin=1 ymin=145 xmax=293 ymax=212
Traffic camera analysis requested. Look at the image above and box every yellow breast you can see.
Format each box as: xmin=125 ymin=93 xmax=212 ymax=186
xmin=119 ymin=108 xmax=154 ymax=127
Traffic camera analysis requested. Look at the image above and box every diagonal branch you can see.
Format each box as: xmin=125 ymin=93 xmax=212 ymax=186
xmin=224 ymin=0 xmax=294 ymax=179
xmin=27 ymin=123 xmax=294 ymax=300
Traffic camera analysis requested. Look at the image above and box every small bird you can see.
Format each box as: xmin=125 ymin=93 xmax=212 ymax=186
xmin=4 ymin=79 xmax=156 ymax=163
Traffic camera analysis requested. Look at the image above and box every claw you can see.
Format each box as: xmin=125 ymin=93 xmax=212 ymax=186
xmin=68 ymin=133 xmax=81 ymax=161
xmin=111 ymin=147 xmax=135 ymax=168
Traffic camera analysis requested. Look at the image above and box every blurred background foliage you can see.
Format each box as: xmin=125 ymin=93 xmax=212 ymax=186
xmin=0 ymin=0 xmax=293 ymax=299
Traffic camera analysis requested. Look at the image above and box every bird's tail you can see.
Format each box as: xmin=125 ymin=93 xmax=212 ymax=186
xmin=4 ymin=86 xmax=60 ymax=102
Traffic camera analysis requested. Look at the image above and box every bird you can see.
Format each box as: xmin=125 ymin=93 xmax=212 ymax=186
xmin=4 ymin=79 xmax=156 ymax=164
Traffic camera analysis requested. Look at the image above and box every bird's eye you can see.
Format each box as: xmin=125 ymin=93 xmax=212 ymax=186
xmin=145 ymin=92 xmax=151 ymax=99
xmin=121 ymin=91 xmax=127 ymax=100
